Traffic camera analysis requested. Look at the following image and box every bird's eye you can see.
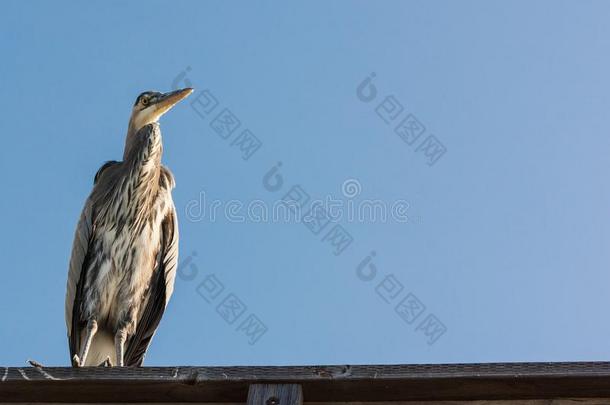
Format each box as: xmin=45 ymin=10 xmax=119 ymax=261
xmin=141 ymin=98 xmax=149 ymax=106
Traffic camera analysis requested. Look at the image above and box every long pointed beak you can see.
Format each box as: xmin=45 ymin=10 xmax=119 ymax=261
xmin=154 ymin=88 xmax=194 ymax=114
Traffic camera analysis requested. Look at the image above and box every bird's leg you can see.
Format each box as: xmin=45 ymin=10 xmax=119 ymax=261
xmin=114 ymin=329 xmax=127 ymax=367
xmin=78 ymin=319 xmax=98 ymax=367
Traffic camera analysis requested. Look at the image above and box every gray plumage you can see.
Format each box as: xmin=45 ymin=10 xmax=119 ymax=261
xmin=65 ymin=89 xmax=192 ymax=367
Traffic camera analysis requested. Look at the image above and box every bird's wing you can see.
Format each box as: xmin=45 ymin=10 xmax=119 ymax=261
xmin=124 ymin=198 xmax=179 ymax=366
xmin=65 ymin=197 xmax=93 ymax=359
xmin=65 ymin=161 xmax=120 ymax=359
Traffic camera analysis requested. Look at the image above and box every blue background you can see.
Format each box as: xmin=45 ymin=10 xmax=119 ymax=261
xmin=1 ymin=0 xmax=610 ymax=366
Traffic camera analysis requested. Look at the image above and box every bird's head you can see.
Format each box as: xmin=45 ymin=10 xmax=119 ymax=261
xmin=128 ymin=88 xmax=193 ymax=134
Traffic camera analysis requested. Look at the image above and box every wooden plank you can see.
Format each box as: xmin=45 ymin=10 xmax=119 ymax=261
xmin=247 ymin=384 xmax=302 ymax=405
xmin=308 ymin=401 xmax=610 ymax=405
xmin=3 ymin=401 xmax=610 ymax=405
xmin=2 ymin=401 xmax=610 ymax=405
xmin=2 ymin=363 xmax=610 ymax=402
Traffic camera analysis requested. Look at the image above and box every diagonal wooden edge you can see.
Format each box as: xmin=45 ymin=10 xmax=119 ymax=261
xmin=2 ymin=362 xmax=610 ymax=402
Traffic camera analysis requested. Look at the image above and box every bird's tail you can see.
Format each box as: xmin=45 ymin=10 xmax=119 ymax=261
xmin=84 ymin=330 xmax=116 ymax=366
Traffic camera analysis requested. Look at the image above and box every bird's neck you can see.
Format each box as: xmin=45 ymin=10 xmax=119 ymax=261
xmin=103 ymin=123 xmax=163 ymax=235
xmin=123 ymin=121 xmax=161 ymax=159
xmin=122 ymin=123 xmax=163 ymax=184
xmin=124 ymin=119 xmax=145 ymax=160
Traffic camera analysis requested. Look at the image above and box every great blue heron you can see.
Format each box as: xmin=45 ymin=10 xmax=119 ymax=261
xmin=65 ymin=88 xmax=193 ymax=367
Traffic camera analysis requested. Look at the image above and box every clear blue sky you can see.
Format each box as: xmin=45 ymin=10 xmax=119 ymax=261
xmin=1 ymin=0 xmax=610 ymax=366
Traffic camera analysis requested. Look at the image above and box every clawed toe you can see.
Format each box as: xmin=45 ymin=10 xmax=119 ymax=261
xmin=98 ymin=356 xmax=113 ymax=367
xmin=28 ymin=359 xmax=44 ymax=368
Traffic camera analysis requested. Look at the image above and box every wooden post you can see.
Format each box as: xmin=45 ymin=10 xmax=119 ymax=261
xmin=247 ymin=384 xmax=303 ymax=405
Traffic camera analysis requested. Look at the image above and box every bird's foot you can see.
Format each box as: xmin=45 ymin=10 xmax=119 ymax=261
xmin=28 ymin=359 xmax=44 ymax=368
xmin=72 ymin=354 xmax=82 ymax=368
xmin=98 ymin=356 xmax=113 ymax=367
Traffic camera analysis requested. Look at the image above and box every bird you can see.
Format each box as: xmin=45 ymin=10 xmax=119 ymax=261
xmin=65 ymin=88 xmax=193 ymax=367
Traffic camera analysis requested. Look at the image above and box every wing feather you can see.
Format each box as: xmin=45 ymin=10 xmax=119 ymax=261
xmin=65 ymin=161 xmax=119 ymax=361
xmin=124 ymin=202 xmax=179 ymax=366
xmin=65 ymin=199 xmax=92 ymax=337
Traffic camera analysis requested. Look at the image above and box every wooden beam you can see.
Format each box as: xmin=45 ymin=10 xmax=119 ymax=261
xmin=4 ymin=401 xmax=610 ymax=405
xmin=2 ymin=363 xmax=610 ymax=402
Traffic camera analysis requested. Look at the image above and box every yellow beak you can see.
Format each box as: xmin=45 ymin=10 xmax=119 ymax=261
xmin=153 ymin=88 xmax=194 ymax=115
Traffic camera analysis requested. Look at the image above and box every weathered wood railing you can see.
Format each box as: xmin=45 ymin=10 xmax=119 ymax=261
xmin=2 ymin=363 xmax=610 ymax=403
